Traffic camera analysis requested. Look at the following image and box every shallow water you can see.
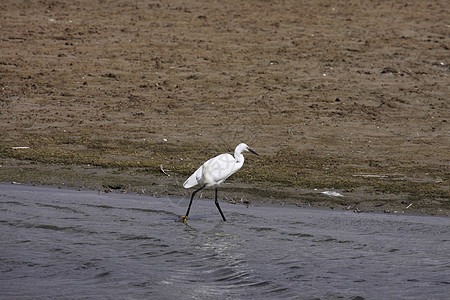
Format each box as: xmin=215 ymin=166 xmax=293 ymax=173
xmin=0 ymin=183 xmax=449 ymax=299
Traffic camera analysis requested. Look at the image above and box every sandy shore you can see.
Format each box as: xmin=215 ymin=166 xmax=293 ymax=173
xmin=0 ymin=0 xmax=448 ymax=215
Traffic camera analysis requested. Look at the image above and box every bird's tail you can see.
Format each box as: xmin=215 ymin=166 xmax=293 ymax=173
xmin=183 ymin=167 xmax=202 ymax=188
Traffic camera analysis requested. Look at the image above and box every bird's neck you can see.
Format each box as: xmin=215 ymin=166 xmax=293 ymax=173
xmin=234 ymin=151 xmax=245 ymax=163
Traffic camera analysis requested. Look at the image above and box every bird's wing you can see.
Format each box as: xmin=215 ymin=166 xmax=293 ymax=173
xmin=202 ymin=153 xmax=239 ymax=185
xmin=183 ymin=165 xmax=203 ymax=188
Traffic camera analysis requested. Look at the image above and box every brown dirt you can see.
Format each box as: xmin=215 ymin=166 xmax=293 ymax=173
xmin=1 ymin=0 xmax=449 ymax=215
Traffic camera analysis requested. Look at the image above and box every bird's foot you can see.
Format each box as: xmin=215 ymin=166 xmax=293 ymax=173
xmin=178 ymin=216 xmax=188 ymax=223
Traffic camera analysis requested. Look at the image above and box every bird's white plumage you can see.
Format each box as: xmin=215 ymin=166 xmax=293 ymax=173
xmin=183 ymin=143 xmax=252 ymax=189
xmin=180 ymin=143 xmax=258 ymax=222
xmin=183 ymin=165 xmax=203 ymax=188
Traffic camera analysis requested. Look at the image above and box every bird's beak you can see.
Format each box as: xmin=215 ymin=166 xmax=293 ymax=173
xmin=248 ymin=148 xmax=259 ymax=156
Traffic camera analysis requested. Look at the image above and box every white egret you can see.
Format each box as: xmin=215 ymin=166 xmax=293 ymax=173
xmin=180 ymin=143 xmax=259 ymax=222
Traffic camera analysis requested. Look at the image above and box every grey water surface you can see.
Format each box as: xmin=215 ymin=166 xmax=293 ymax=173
xmin=0 ymin=183 xmax=449 ymax=299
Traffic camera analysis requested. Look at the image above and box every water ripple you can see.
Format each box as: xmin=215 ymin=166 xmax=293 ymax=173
xmin=1 ymin=183 xmax=449 ymax=299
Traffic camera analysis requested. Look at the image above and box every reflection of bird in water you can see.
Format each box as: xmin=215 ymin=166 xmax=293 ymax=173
xmin=180 ymin=143 xmax=259 ymax=223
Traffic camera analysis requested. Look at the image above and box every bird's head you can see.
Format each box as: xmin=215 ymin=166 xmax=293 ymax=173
xmin=237 ymin=143 xmax=259 ymax=156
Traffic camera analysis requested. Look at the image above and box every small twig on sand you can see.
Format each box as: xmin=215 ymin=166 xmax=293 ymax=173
xmin=160 ymin=164 xmax=171 ymax=177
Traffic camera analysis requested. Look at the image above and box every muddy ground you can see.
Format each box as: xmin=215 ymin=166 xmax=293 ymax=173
xmin=0 ymin=0 xmax=448 ymax=215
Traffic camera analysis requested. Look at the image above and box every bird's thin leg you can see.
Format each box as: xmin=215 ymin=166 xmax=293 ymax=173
xmin=215 ymin=188 xmax=227 ymax=221
xmin=180 ymin=185 xmax=205 ymax=223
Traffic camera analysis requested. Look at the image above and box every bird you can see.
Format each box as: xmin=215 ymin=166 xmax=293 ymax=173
xmin=180 ymin=143 xmax=259 ymax=222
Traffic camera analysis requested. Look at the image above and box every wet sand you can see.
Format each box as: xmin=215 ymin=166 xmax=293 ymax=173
xmin=0 ymin=0 xmax=449 ymax=215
